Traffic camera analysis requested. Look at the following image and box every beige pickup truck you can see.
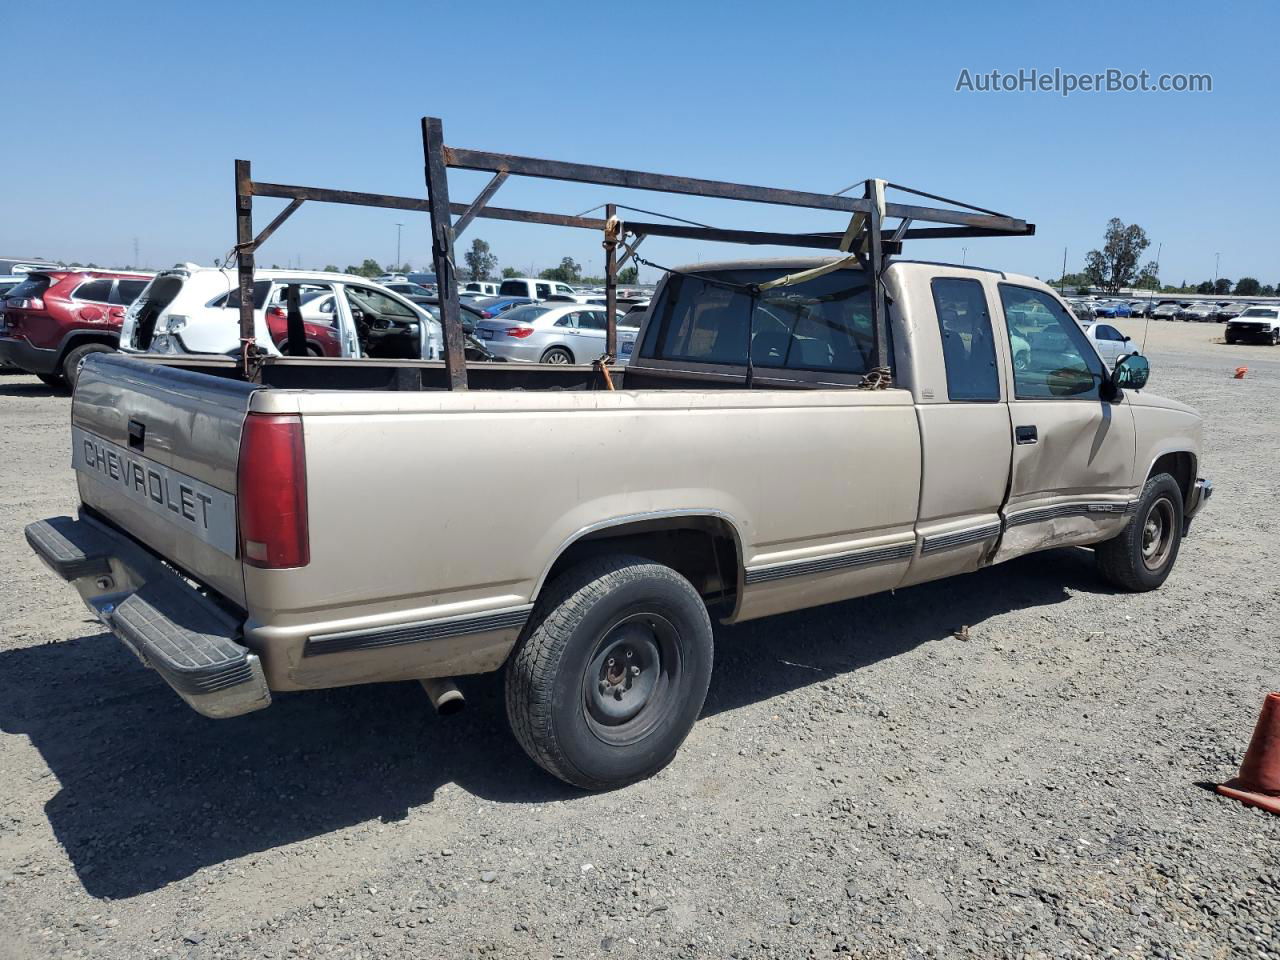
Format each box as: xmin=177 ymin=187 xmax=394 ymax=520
xmin=26 ymin=256 xmax=1211 ymax=789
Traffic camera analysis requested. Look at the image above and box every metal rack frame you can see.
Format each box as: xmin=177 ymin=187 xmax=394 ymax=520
xmin=231 ymin=115 xmax=1034 ymax=387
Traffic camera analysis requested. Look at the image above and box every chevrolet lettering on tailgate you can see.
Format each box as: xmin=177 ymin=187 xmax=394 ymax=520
xmin=71 ymin=426 xmax=237 ymax=556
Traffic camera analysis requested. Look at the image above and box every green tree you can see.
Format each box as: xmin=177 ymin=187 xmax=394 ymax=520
xmin=1234 ymin=277 xmax=1262 ymax=296
xmin=617 ymin=265 xmax=639 ymax=285
xmin=322 ymin=264 xmax=340 ymax=273
xmin=463 ymin=238 xmax=498 ymax=281
xmin=501 ymin=266 xmax=520 ymax=279
xmin=1083 ymin=218 xmax=1150 ymax=293
xmin=1135 ymin=262 xmax=1160 ymax=290
xmin=1213 ymin=277 xmax=1232 ymax=295
xmin=343 ymin=258 xmax=384 ymax=278
xmin=539 ymin=256 xmax=582 ymax=284
xmin=1194 ymin=281 xmax=1214 ymax=294
xmin=1260 ymin=284 xmax=1276 ymax=296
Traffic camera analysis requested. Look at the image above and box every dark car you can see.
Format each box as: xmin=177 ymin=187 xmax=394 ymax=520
xmin=0 ymin=269 xmax=153 ymax=387
xmin=382 ymin=281 xmax=438 ymax=307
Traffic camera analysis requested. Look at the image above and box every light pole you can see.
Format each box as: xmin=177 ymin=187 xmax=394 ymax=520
xmin=1214 ymin=252 xmax=1220 ymax=293
xmin=395 ymin=223 xmax=404 ymax=271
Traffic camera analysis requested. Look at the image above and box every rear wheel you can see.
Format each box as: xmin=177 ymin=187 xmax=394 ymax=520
xmin=1096 ymin=473 xmax=1183 ymax=592
xmin=505 ymin=554 xmax=714 ymax=790
xmin=62 ymin=343 xmax=113 ymax=390
xmin=540 ymin=346 xmax=573 ymax=365
xmin=1271 ymin=330 xmax=1279 ymax=346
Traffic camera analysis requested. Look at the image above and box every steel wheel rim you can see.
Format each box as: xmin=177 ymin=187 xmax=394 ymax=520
xmin=544 ymin=350 xmax=570 ymax=364
xmin=1141 ymin=497 xmax=1176 ymax=571
xmin=581 ymin=612 xmax=681 ymax=747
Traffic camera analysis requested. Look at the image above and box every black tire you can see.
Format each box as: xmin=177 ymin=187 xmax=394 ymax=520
xmin=505 ymin=554 xmax=714 ymax=790
xmin=1096 ymin=473 xmax=1184 ymax=592
xmin=1271 ymin=330 xmax=1279 ymax=346
xmin=36 ymin=372 xmax=66 ymax=388
xmin=62 ymin=343 xmax=113 ymax=390
xmin=540 ymin=346 xmax=573 ymax=365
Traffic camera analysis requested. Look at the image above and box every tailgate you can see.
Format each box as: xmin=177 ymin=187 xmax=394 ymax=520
xmin=70 ymin=354 xmax=259 ymax=608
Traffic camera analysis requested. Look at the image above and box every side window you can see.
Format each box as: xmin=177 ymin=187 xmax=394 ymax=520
xmin=554 ymin=313 xmax=578 ymax=328
xmin=1096 ymin=324 xmax=1122 ymax=341
xmin=113 ymin=279 xmax=149 ymax=304
xmin=73 ymin=279 xmax=113 ymax=302
xmin=931 ymin=277 xmax=999 ymax=402
xmin=535 ymin=283 xmax=552 ymax=300
xmin=579 ymin=311 xmax=607 ymax=331
xmin=999 ymin=284 xmax=1102 ymax=400
xmin=344 ymin=286 xmax=415 ymax=318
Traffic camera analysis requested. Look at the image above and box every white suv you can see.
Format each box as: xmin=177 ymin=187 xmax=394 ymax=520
xmin=120 ymin=266 xmax=441 ymax=359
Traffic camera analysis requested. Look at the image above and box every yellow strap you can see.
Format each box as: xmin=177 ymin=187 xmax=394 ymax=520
xmin=759 ymin=179 xmax=886 ymax=292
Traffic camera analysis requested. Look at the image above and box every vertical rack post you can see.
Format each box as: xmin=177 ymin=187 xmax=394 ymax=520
xmin=421 ymin=117 xmax=468 ymax=391
xmin=234 ymin=159 xmax=258 ymax=382
xmin=865 ymin=178 xmax=890 ymax=378
xmin=604 ymin=202 xmax=618 ymax=359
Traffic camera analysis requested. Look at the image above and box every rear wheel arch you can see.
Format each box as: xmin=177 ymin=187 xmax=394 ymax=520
xmin=535 ymin=513 xmax=745 ymax=619
xmin=55 ymin=330 xmax=119 ymax=367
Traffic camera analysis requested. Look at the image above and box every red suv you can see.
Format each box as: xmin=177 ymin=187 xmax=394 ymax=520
xmin=0 ymin=270 xmax=152 ymax=388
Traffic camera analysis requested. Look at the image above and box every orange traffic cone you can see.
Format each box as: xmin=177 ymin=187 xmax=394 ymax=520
xmin=1217 ymin=693 xmax=1280 ymax=815
xmin=1234 ymin=366 xmax=1248 ymax=379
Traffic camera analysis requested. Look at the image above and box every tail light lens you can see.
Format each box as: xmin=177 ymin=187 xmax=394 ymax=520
xmin=11 ymin=297 xmax=44 ymax=310
xmin=237 ymin=414 xmax=309 ymax=568
xmin=506 ymin=325 xmax=535 ymax=338
xmin=480 ymin=310 xmax=494 ymax=318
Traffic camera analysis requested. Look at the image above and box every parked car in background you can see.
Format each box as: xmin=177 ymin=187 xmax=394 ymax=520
xmin=1091 ymin=301 xmax=1132 ymax=318
xmin=120 ymin=267 xmax=438 ymax=362
xmin=1081 ymin=321 xmax=1135 ymax=365
xmin=1179 ymin=303 xmax=1217 ymax=322
xmin=472 ymin=295 xmax=536 ymax=318
xmin=0 ymin=269 xmax=153 ymax=387
xmin=1215 ymin=302 xmax=1248 ymax=322
xmin=463 ymin=280 xmax=501 ymax=297
xmin=1127 ymin=300 xmax=1154 ymax=318
xmin=1151 ymin=301 xmax=1183 ymax=321
xmin=381 ymin=281 xmax=437 ymax=306
xmin=376 ymin=274 xmax=408 ymax=284
xmin=1224 ymin=306 xmax=1280 ymax=345
xmin=0 ymin=276 xmax=23 ymax=298
xmin=498 ymin=277 xmax=585 ymax=302
xmin=1067 ymin=300 xmax=1095 ymax=323
xmin=474 ymin=303 xmax=637 ymax=364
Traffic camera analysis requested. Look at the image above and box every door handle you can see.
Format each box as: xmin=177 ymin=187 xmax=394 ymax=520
xmin=1015 ymin=425 xmax=1038 ymax=444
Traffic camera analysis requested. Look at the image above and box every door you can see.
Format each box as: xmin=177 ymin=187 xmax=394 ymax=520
xmin=902 ymin=275 xmax=1014 ymax=586
xmin=993 ymin=284 xmax=1137 ymax=563
xmin=1091 ymin=323 xmax=1129 ymax=365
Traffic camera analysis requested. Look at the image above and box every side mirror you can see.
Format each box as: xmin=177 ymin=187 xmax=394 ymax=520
xmin=1112 ymin=353 xmax=1150 ymax=391
xmin=1122 ymin=334 xmax=1131 ymax=342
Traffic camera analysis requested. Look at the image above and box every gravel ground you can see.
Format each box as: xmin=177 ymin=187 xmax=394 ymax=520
xmin=1 ymin=321 xmax=1277 ymax=960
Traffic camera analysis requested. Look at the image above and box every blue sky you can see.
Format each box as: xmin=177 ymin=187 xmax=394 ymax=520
xmin=4 ymin=0 xmax=1276 ymax=287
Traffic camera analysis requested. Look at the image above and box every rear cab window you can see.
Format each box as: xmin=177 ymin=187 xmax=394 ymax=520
xmin=640 ymin=267 xmax=886 ymax=381
xmin=498 ymin=280 xmax=527 ymax=297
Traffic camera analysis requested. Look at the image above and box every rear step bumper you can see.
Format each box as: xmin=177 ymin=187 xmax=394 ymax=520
xmin=25 ymin=514 xmax=271 ymax=719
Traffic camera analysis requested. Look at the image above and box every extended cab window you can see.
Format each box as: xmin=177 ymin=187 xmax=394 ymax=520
xmin=931 ymin=277 xmax=999 ymax=401
xmin=647 ymin=268 xmax=881 ymax=377
xmin=999 ymin=284 xmax=1102 ymax=400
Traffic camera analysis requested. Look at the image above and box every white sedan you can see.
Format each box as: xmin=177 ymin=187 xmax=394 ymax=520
xmin=1081 ymin=321 xmax=1134 ymax=366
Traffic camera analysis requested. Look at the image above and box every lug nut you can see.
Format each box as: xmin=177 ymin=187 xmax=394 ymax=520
xmin=630 ymin=665 xmax=640 ymax=676
xmin=625 ymin=649 xmax=633 ymax=659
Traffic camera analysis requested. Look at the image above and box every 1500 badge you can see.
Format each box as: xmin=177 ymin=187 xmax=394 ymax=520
xmin=71 ymin=426 xmax=237 ymax=556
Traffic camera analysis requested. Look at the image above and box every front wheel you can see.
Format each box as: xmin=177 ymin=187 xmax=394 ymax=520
xmin=1095 ymin=473 xmax=1184 ymax=591
xmin=505 ymin=554 xmax=714 ymax=790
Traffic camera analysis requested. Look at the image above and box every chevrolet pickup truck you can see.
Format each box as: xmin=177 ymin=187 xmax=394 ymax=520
xmin=25 ymin=257 xmax=1212 ymax=790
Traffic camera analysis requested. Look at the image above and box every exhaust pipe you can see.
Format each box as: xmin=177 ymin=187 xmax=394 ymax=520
xmin=419 ymin=677 xmax=465 ymax=716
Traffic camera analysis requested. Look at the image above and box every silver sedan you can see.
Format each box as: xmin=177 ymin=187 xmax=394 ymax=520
xmin=473 ymin=303 xmax=639 ymax=364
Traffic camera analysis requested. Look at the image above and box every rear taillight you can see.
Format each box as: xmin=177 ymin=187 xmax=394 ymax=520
xmin=480 ymin=310 xmax=494 ymax=318
xmin=12 ymin=297 xmax=43 ymax=310
xmin=506 ymin=325 xmax=534 ymax=338
xmin=237 ymin=414 xmax=309 ymax=569
xmin=266 ymin=306 xmax=286 ymax=321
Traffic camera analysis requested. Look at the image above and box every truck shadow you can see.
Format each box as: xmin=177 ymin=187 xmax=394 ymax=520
xmin=0 ymin=380 xmax=63 ymax=397
xmin=0 ymin=548 xmax=1107 ymax=899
